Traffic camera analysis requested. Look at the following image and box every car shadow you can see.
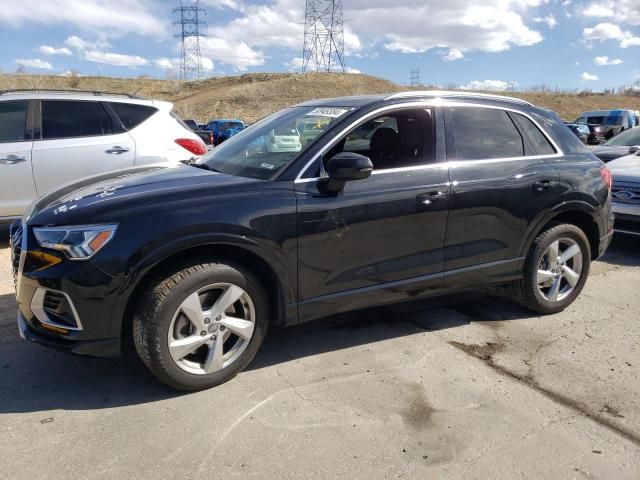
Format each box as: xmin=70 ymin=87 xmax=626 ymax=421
xmin=599 ymin=234 xmax=640 ymax=267
xmin=0 ymin=292 xmax=534 ymax=414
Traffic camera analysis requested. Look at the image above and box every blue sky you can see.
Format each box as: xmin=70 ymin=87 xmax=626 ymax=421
xmin=1 ymin=0 xmax=639 ymax=91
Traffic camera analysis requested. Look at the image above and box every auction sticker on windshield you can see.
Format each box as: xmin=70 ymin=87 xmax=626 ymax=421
xmin=306 ymin=107 xmax=350 ymax=118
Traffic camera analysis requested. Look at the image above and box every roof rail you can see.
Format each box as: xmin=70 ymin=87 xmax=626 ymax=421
xmin=385 ymin=90 xmax=532 ymax=106
xmin=0 ymin=89 xmax=145 ymax=99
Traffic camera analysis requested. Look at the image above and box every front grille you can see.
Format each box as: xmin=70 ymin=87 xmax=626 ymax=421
xmin=43 ymin=291 xmax=65 ymax=312
xmin=9 ymin=220 xmax=23 ymax=288
xmin=612 ymin=181 xmax=640 ymax=205
xmin=614 ymin=218 xmax=640 ymax=235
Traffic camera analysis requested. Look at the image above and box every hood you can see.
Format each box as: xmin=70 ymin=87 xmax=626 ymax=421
xmin=26 ymin=162 xmax=260 ymax=226
xmin=607 ymin=154 xmax=640 ymax=184
xmin=591 ymin=145 xmax=636 ymax=162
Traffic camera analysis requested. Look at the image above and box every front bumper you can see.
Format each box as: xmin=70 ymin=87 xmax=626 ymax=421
xmin=612 ymin=202 xmax=640 ymax=236
xmin=12 ymin=224 xmax=127 ymax=357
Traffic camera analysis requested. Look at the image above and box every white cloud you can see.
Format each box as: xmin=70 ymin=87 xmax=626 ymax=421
xmin=533 ymin=14 xmax=557 ymax=28
xmin=64 ymin=36 xmax=110 ymax=51
xmin=199 ymin=38 xmax=265 ymax=71
xmin=345 ymin=67 xmax=362 ymax=74
xmin=582 ymin=1 xmax=640 ymax=26
xmin=594 ymin=56 xmax=623 ymax=66
xmin=460 ymin=79 xmax=517 ymax=91
xmin=285 ymin=57 xmax=304 ymax=72
xmin=15 ymin=58 xmax=53 ymax=70
xmin=200 ymin=0 xmax=244 ymax=10
xmin=363 ymin=1 xmax=543 ymax=55
xmin=38 ymin=45 xmax=72 ymax=56
xmin=84 ymin=50 xmax=149 ymax=67
xmin=583 ymin=23 xmax=640 ymax=48
xmin=0 ymin=1 xmax=166 ymax=38
xmin=581 ymin=72 xmax=599 ymax=81
xmin=442 ymin=48 xmax=464 ymax=61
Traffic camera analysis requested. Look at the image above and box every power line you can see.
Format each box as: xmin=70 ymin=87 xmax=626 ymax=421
xmin=302 ymin=0 xmax=345 ymax=73
xmin=173 ymin=0 xmax=207 ymax=81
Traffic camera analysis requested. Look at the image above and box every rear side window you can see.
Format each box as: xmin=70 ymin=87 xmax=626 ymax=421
xmin=0 ymin=101 xmax=28 ymax=143
xmin=108 ymin=102 xmax=157 ymax=130
xmin=42 ymin=101 xmax=116 ymax=139
xmin=448 ymin=107 xmax=524 ymax=160
xmin=511 ymin=113 xmax=556 ymax=155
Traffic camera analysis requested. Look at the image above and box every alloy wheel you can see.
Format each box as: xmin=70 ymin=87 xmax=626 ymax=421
xmin=167 ymin=283 xmax=256 ymax=375
xmin=536 ymin=238 xmax=584 ymax=303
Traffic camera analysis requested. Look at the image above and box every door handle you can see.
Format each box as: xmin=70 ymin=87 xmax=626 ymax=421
xmin=533 ymin=180 xmax=553 ymax=192
xmin=105 ymin=146 xmax=129 ymax=155
xmin=0 ymin=155 xmax=26 ymax=165
xmin=416 ymin=191 xmax=447 ymax=206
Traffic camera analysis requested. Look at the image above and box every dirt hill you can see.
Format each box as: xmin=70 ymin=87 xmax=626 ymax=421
xmin=1 ymin=72 xmax=638 ymax=123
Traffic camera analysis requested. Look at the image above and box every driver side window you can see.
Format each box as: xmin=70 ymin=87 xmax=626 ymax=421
xmin=324 ymin=108 xmax=435 ymax=172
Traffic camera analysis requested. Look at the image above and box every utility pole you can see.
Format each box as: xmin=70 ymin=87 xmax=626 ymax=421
xmin=173 ymin=0 xmax=207 ymax=81
xmin=302 ymin=0 xmax=345 ymax=73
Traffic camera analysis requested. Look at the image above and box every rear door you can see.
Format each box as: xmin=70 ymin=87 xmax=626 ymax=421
xmin=31 ymin=100 xmax=135 ymax=194
xmin=443 ymin=104 xmax=562 ymax=286
xmin=0 ymin=100 xmax=36 ymax=219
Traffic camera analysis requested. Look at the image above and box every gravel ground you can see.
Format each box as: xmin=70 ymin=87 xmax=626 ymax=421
xmin=0 ymin=230 xmax=638 ymax=480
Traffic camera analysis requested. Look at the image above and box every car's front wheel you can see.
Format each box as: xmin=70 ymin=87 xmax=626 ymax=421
xmin=509 ymin=223 xmax=591 ymax=314
xmin=133 ymin=260 xmax=268 ymax=391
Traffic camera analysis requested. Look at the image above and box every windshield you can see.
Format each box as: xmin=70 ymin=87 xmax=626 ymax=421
xmin=217 ymin=121 xmax=244 ymax=131
xmin=604 ymin=127 xmax=640 ymax=146
xmin=200 ymin=106 xmax=353 ymax=179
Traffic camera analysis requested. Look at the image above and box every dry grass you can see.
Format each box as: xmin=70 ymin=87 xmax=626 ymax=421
xmin=1 ymin=72 xmax=638 ymax=123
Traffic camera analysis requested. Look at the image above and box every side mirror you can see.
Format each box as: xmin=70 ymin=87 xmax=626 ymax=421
xmin=629 ymin=146 xmax=639 ymax=155
xmin=319 ymin=152 xmax=373 ymax=194
xmin=326 ymin=152 xmax=373 ymax=182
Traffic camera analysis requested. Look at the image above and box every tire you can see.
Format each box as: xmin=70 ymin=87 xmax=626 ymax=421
xmin=508 ymin=224 xmax=591 ymax=314
xmin=133 ymin=260 xmax=269 ymax=391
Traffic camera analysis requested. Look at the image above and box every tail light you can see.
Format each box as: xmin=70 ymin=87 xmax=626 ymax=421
xmin=175 ymin=138 xmax=207 ymax=156
xmin=208 ymin=132 xmax=214 ymax=145
xmin=600 ymin=166 xmax=612 ymax=191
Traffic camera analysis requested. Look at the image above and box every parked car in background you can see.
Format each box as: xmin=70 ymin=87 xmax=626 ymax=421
xmin=183 ymin=119 xmax=215 ymax=148
xmin=565 ymin=123 xmax=590 ymax=144
xmin=608 ymin=151 xmax=640 ymax=235
xmin=586 ymin=124 xmax=606 ymax=145
xmin=576 ymin=109 xmax=637 ymax=141
xmin=591 ymin=126 xmax=640 ymax=162
xmin=204 ymin=119 xmax=246 ymax=146
xmin=0 ymin=89 xmax=207 ymax=223
xmin=11 ymin=90 xmax=613 ymax=390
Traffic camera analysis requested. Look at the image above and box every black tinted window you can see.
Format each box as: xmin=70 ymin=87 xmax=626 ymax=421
xmin=42 ymin=101 xmax=115 ymax=139
xmin=108 ymin=102 xmax=157 ymax=130
xmin=511 ymin=113 xmax=556 ymax=155
xmin=0 ymin=101 xmax=28 ymax=143
xmin=449 ymin=107 xmax=524 ymax=159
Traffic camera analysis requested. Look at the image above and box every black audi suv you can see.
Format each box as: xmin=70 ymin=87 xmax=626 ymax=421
xmin=11 ymin=91 xmax=613 ymax=390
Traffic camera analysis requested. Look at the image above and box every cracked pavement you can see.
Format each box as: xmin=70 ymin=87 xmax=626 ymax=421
xmin=0 ymin=230 xmax=639 ymax=479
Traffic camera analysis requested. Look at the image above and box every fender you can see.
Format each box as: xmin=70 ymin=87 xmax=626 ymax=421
xmin=106 ymin=230 xmax=296 ymax=338
xmin=517 ymin=199 xmax=602 ymax=260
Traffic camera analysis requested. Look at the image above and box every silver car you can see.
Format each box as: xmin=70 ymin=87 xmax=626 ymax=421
xmin=608 ymin=151 xmax=640 ymax=235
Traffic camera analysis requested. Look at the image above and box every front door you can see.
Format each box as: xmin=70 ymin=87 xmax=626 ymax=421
xmin=0 ymin=100 xmax=36 ymax=219
xmin=295 ymin=107 xmax=450 ymax=321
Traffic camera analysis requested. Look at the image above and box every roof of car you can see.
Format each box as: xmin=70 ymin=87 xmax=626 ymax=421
xmin=295 ymin=90 xmax=533 ymax=109
xmin=0 ymin=89 xmax=152 ymax=104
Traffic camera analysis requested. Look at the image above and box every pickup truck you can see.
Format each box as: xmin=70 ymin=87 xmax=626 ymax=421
xmin=183 ymin=119 xmax=215 ymax=149
xmin=204 ymin=119 xmax=246 ymax=146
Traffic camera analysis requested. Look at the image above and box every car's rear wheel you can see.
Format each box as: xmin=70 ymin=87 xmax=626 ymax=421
xmin=133 ymin=260 xmax=268 ymax=391
xmin=509 ymin=223 xmax=591 ymax=314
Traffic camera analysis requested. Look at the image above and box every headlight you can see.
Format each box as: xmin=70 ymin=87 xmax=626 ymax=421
xmin=34 ymin=224 xmax=118 ymax=260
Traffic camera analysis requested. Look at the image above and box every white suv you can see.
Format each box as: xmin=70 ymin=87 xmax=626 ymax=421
xmin=0 ymin=90 xmax=207 ymax=222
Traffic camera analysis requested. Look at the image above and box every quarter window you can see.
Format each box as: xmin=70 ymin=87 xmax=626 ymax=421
xmin=448 ymin=107 xmax=524 ymax=160
xmin=0 ymin=101 xmax=28 ymax=143
xmin=511 ymin=113 xmax=556 ymax=155
xmin=42 ymin=101 xmax=116 ymax=140
xmin=108 ymin=102 xmax=157 ymax=130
